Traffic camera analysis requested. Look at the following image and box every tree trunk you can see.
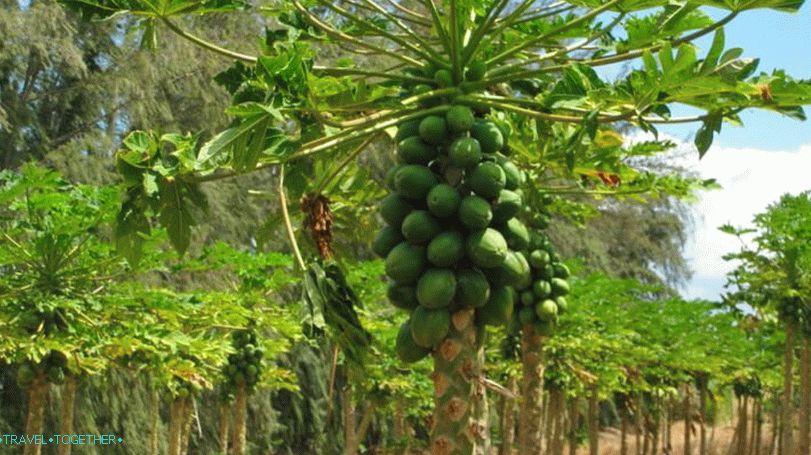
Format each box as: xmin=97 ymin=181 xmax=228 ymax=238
xmin=180 ymin=398 xmax=194 ymax=455
xmin=698 ymin=376 xmax=708 ymax=455
xmin=780 ymin=323 xmax=795 ymax=455
xmin=588 ymin=385 xmax=599 ymax=455
xmin=394 ymin=398 xmax=411 ymax=455
xmin=218 ymin=401 xmax=230 ymax=455
xmin=519 ymin=324 xmax=545 ymax=455
xmin=57 ymin=375 xmax=78 ymax=455
xmin=665 ymin=399 xmax=672 ymax=454
xmin=750 ymin=399 xmax=761 ymax=455
xmin=499 ymin=377 xmax=518 ymax=455
xmin=799 ymin=337 xmax=810 ymax=455
xmin=684 ymin=384 xmax=692 ymax=455
xmin=344 ymin=386 xmax=358 ymax=455
xmin=550 ymin=388 xmax=566 ymax=455
xmin=430 ymin=308 xmax=485 ymax=455
xmin=232 ymin=382 xmax=248 ymax=455
xmin=733 ymin=396 xmax=750 ymax=455
xmin=168 ymin=397 xmax=186 ymax=455
xmin=652 ymin=399 xmax=661 ymax=455
xmin=543 ymin=391 xmax=553 ymax=455
xmin=474 ymin=344 xmax=490 ymax=455
xmin=770 ymin=396 xmax=780 ymax=455
xmin=149 ymin=389 xmax=160 ymax=455
xmin=636 ymin=394 xmax=644 ymax=455
xmin=621 ymin=404 xmax=629 ymax=455
xmin=568 ymin=397 xmax=579 ymax=455
xmin=23 ymin=372 xmax=49 ymax=455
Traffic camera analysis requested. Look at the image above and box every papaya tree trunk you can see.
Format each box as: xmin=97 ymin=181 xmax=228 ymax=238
xmin=394 ymin=398 xmax=411 ymax=455
xmin=799 ymin=337 xmax=810 ymax=455
xmin=218 ymin=401 xmax=230 ymax=455
xmin=543 ymin=390 xmax=553 ymax=455
xmin=23 ymin=372 xmax=49 ymax=455
xmin=698 ymin=376 xmax=708 ymax=455
xmin=652 ymin=400 xmax=661 ymax=455
xmin=664 ymin=399 xmax=672 ymax=454
xmin=780 ymin=323 xmax=795 ymax=455
xmin=550 ymin=387 xmax=566 ymax=455
xmin=344 ymin=386 xmax=358 ymax=455
xmin=568 ymin=397 xmax=579 ymax=455
xmin=588 ymin=385 xmax=599 ymax=455
xmin=750 ymin=398 xmax=761 ymax=455
xmin=621 ymin=404 xmax=629 ymax=455
xmin=57 ymin=375 xmax=78 ymax=455
xmin=473 ymin=346 xmax=490 ymax=455
xmin=149 ymin=389 xmax=160 ymax=455
xmin=168 ymin=397 xmax=186 ymax=455
xmin=770 ymin=396 xmax=780 ymax=455
xmin=518 ymin=324 xmax=544 ymax=454
xmin=232 ymin=382 xmax=248 ymax=455
xmin=684 ymin=383 xmax=692 ymax=455
xmin=499 ymin=377 xmax=517 ymax=455
xmin=636 ymin=394 xmax=644 ymax=455
xmin=355 ymin=402 xmax=376 ymax=455
xmin=180 ymin=398 xmax=194 ymax=455
xmin=741 ymin=396 xmax=750 ymax=455
xmin=344 ymin=387 xmax=376 ymax=455
xmin=430 ymin=308 xmax=485 ymax=455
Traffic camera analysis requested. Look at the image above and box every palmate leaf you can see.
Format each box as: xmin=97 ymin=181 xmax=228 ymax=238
xmin=60 ymin=0 xmax=248 ymax=19
xmin=157 ymin=179 xmax=207 ymax=256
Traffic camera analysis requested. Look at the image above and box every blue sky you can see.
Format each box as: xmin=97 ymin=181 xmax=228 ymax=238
xmin=655 ymin=3 xmax=811 ymax=301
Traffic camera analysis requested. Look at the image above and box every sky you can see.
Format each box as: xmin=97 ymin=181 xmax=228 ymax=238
xmin=649 ymin=4 xmax=811 ymax=300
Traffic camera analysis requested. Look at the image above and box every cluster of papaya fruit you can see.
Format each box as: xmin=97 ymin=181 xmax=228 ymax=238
xmin=223 ymin=330 xmax=263 ymax=391
xmin=373 ymin=103 xmax=535 ymax=363
xmin=509 ymin=226 xmax=570 ymax=337
xmin=16 ymin=350 xmax=68 ymax=386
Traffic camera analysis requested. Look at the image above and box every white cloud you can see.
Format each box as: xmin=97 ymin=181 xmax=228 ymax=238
xmin=680 ymin=141 xmax=811 ymax=299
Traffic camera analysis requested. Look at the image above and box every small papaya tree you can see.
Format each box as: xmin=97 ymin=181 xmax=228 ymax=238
xmin=0 ymin=164 xmax=125 ymax=455
xmin=59 ymin=0 xmax=811 ymax=453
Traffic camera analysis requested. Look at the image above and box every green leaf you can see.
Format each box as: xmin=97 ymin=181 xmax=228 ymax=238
xmin=156 ymin=180 xmax=206 ymax=255
xmin=197 ymin=113 xmax=273 ymax=164
xmin=115 ymin=194 xmax=151 ymax=265
xmin=699 ymin=28 xmax=725 ymax=75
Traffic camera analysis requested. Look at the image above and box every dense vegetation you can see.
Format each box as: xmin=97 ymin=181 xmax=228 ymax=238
xmin=1 ymin=1 xmax=810 ymax=455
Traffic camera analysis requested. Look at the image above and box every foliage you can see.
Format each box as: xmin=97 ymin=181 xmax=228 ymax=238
xmin=723 ymin=191 xmax=811 ymax=328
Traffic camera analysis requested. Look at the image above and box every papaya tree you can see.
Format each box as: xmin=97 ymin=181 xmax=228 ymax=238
xmin=0 ymin=164 xmax=127 ymax=455
xmin=58 ymin=0 xmax=811 ymax=453
xmin=723 ymin=191 xmax=811 ymax=455
xmin=178 ymin=242 xmax=301 ymax=455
